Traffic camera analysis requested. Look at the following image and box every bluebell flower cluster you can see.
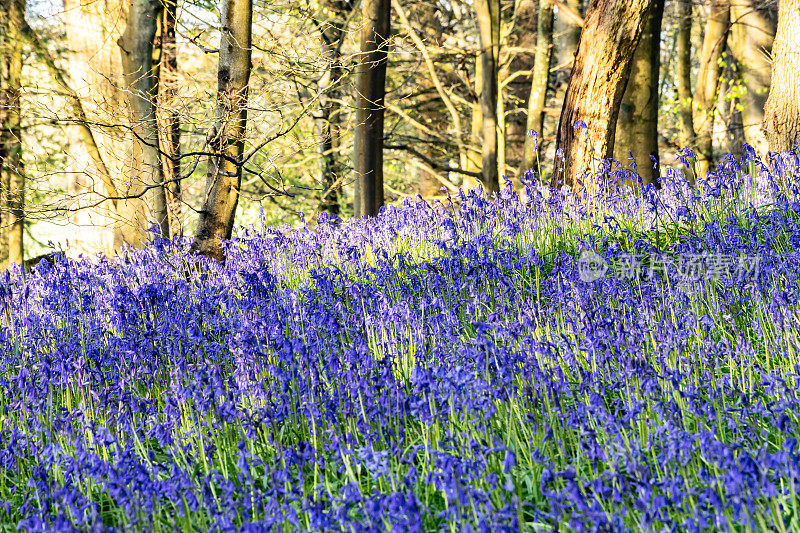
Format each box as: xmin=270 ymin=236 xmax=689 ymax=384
xmin=1 ymin=146 xmax=800 ymax=531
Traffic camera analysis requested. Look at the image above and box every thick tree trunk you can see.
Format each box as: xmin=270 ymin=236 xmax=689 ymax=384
xmin=552 ymin=0 xmax=654 ymax=192
xmin=192 ymin=0 xmax=252 ymax=259
xmin=675 ymin=0 xmax=694 ymax=150
xmin=693 ymin=0 xmax=730 ymax=177
xmin=520 ymin=0 xmax=554 ymax=177
xmin=763 ymin=0 xmax=800 ymax=154
xmin=156 ymin=0 xmax=182 ymax=236
xmin=0 ymin=0 xmax=24 ymax=264
xmin=119 ymin=0 xmax=169 ymax=238
xmin=729 ymin=0 xmax=775 ymax=156
xmin=613 ymin=0 xmax=664 ymax=188
xmin=353 ymin=0 xmax=390 ymax=217
xmin=475 ymin=0 xmax=501 ymax=193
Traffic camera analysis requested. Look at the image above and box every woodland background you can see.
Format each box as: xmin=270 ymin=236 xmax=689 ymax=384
xmin=0 ymin=0 xmax=788 ymax=262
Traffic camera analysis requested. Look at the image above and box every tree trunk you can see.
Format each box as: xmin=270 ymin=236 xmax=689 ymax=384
xmin=613 ymin=0 xmax=664 ymax=188
xmin=520 ymin=0 xmax=554 ymax=177
xmin=552 ymin=0 xmax=654 ymax=192
xmin=0 ymin=0 xmax=24 ymax=264
xmin=693 ymin=0 xmax=730 ymax=178
xmin=119 ymin=0 xmax=169 ymax=238
xmin=729 ymin=0 xmax=776 ymax=156
xmin=763 ymin=0 xmax=800 ymax=154
xmin=192 ymin=0 xmax=252 ymax=259
xmin=353 ymin=0 xmax=390 ymax=217
xmin=156 ymin=0 xmax=182 ymax=236
xmin=475 ymin=0 xmax=501 ymax=192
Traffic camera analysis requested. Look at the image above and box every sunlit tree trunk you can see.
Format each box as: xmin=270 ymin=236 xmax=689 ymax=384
xmin=729 ymin=0 xmax=775 ymax=156
xmin=119 ymin=0 xmax=169 ymax=238
xmin=0 ymin=0 xmax=24 ymax=264
xmin=552 ymin=0 xmax=654 ymax=192
xmin=475 ymin=0 xmax=501 ymax=192
xmin=613 ymin=0 xmax=664 ymax=188
xmin=520 ymin=0 xmax=554 ymax=177
xmin=693 ymin=0 xmax=730 ymax=178
xmin=353 ymin=0 xmax=390 ymax=217
xmin=763 ymin=0 xmax=800 ymax=154
xmin=192 ymin=0 xmax=253 ymax=259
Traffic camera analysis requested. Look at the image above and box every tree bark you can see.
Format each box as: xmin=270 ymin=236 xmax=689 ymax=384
xmin=0 ymin=0 xmax=24 ymax=264
xmin=156 ymin=0 xmax=182 ymax=236
xmin=475 ymin=0 xmax=501 ymax=192
xmin=192 ymin=0 xmax=253 ymax=259
xmin=520 ymin=0 xmax=554 ymax=177
xmin=693 ymin=0 xmax=730 ymax=177
xmin=552 ymin=0 xmax=654 ymax=192
xmin=119 ymin=0 xmax=169 ymax=238
xmin=613 ymin=0 xmax=664 ymax=187
xmin=729 ymin=0 xmax=776 ymax=156
xmin=353 ymin=0 xmax=390 ymax=216
xmin=763 ymin=0 xmax=800 ymax=154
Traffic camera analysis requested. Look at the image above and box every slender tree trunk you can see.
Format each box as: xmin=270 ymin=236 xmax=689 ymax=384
xmin=475 ymin=0 xmax=501 ymax=192
xmin=156 ymin=0 xmax=182 ymax=236
xmin=353 ymin=0 xmax=390 ymax=217
xmin=763 ymin=0 xmax=800 ymax=154
xmin=693 ymin=0 xmax=730 ymax=178
xmin=0 ymin=0 xmax=24 ymax=264
xmin=192 ymin=0 xmax=252 ymax=259
xmin=119 ymin=0 xmax=169 ymax=238
xmin=521 ymin=0 xmax=554 ymax=177
xmin=729 ymin=0 xmax=775 ymax=156
xmin=613 ymin=0 xmax=664 ymax=188
xmin=552 ymin=0 xmax=654 ymax=192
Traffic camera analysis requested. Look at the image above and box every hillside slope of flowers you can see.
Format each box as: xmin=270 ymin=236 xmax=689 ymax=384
xmin=2 ymin=149 xmax=800 ymax=531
